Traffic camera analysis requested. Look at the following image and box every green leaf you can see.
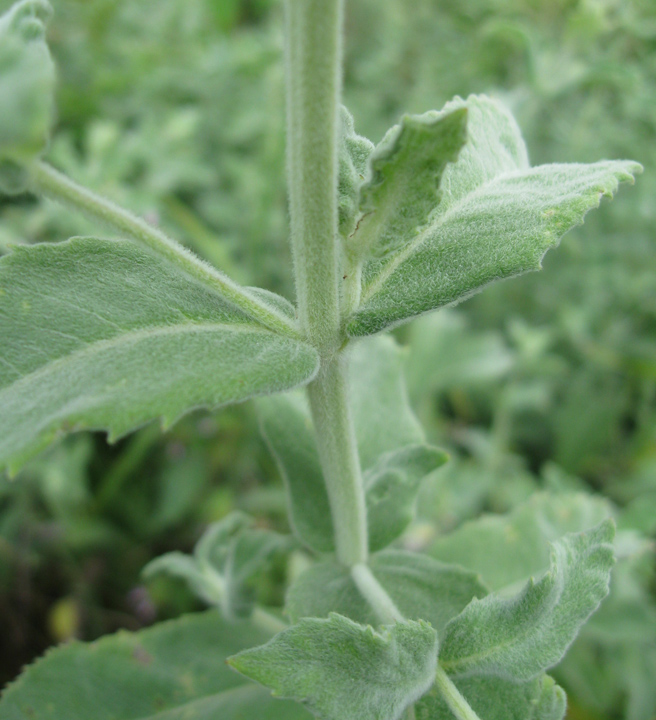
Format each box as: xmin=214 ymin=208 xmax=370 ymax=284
xmin=338 ymin=105 xmax=374 ymax=238
xmin=0 ymin=610 xmax=311 ymax=719
xmin=430 ymin=492 xmax=612 ymax=591
xmin=229 ymin=614 xmax=439 ymax=720
xmin=0 ymin=0 xmax=55 ymax=194
xmin=0 ymin=238 xmax=319 ymax=474
xmin=347 ymin=95 xmax=641 ymax=336
xmin=287 ymin=550 xmax=488 ymax=635
xmin=258 ymin=392 xmax=333 ymax=552
xmin=364 ymin=445 xmax=447 ymax=551
xmin=349 ymin=335 xmax=429 ymax=466
xmin=440 ymin=520 xmax=615 ymax=681
xmin=144 ymin=512 xmax=288 ymax=619
xmin=347 ymin=106 xmax=467 ymax=261
xmin=416 ymin=674 xmax=566 ymax=720
xmin=258 ymin=336 xmax=445 ymax=553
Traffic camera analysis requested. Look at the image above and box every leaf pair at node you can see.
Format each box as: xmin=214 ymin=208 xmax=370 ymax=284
xmin=228 ymin=522 xmax=615 ymax=720
xmin=0 ymin=89 xmax=640 ymax=481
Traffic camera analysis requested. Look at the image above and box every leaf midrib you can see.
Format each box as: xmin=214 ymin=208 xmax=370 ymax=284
xmin=440 ymin=571 xmax=563 ymax=676
xmin=358 ymin=165 xmax=526 ymax=306
xmin=0 ymin=321 xmax=272 ymax=394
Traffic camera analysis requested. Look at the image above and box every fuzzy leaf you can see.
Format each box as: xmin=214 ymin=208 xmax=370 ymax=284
xmin=338 ymin=105 xmax=374 ymax=238
xmin=347 ymin=95 xmax=641 ymax=336
xmin=349 ymin=334 xmax=426 ymax=465
xmin=0 ymin=0 xmax=55 ymax=194
xmin=229 ymin=614 xmax=438 ymax=720
xmin=348 ymin=107 xmax=467 ymax=260
xmin=0 ymin=238 xmax=319 ymax=474
xmin=430 ymin=492 xmax=612 ymax=591
xmin=416 ymin=674 xmax=566 ymax=720
xmin=287 ymin=550 xmax=488 ymax=634
xmin=258 ymin=336 xmax=444 ymax=553
xmin=440 ymin=520 xmax=615 ymax=681
xmin=364 ymin=445 xmax=447 ymax=550
xmin=0 ymin=610 xmax=311 ymax=719
xmin=144 ymin=512 xmax=288 ymax=619
xmin=258 ymin=391 xmax=333 ymax=552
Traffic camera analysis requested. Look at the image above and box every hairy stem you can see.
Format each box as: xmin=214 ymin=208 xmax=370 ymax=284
xmin=434 ymin=666 xmax=482 ymax=720
xmin=251 ymin=607 xmax=289 ymax=636
xmin=31 ymin=162 xmax=300 ymax=339
xmin=284 ymin=0 xmax=343 ymax=354
xmin=355 ymin=564 xmax=483 ymax=720
xmin=307 ymin=354 xmax=368 ymax=566
xmin=284 ymin=0 xmax=369 ymax=566
xmin=351 ymin=563 xmax=403 ymax=623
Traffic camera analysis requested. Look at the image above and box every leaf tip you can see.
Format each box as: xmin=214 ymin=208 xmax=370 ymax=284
xmin=225 ymin=652 xmax=246 ymax=675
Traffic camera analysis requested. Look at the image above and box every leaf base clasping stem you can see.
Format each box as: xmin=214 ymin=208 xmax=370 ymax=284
xmin=31 ymin=161 xmax=300 ymax=339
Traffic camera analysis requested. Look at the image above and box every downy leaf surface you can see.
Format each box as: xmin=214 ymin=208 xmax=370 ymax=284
xmin=346 ymin=106 xmax=467 ymax=260
xmin=347 ymin=95 xmax=641 ymax=336
xmin=0 ymin=610 xmax=311 ymax=720
xmin=430 ymin=491 xmax=612 ymax=591
xmin=229 ymin=614 xmax=438 ymax=720
xmin=0 ymin=237 xmax=319 ymax=474
xmin=416 ymin=674 xmax=566 ymax=720
xmin=338 ymin=105 xmax=374 ymax=239
xmin=440 ymin=520 xmax=615 ymax=681
xmin=364 ymin=444 xmax=447 ymax=551
xmin=144 ymin=511 xmax=288 ymax=619
xmin=258 ymin=335 xmax=446 ymax=553
xmin=287 ymin=549 xmax=488 ymax=634
xmin=0 ymin=0 xmax=55 ymax=194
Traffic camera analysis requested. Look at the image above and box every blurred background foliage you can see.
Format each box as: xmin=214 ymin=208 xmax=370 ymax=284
xmin=0 ymin=0 xmax=654 ymax=718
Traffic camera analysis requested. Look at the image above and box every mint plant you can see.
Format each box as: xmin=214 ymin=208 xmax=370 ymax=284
xmin=0 ymin=1 xmax=642 ymax=719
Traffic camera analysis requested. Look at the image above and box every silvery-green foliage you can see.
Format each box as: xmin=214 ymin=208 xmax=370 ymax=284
xmin=144 ymin=511 xmax=288 ymax=619
xmin=346 ymin=106 xmax=467 ymax=260
xmin=338 ymin=105 xmax=374 ymax=238
xmin=0 ymin=0 xmax=54 ymax=194
xmin=287 ymin=550 xmax=487 ymax=634
xmin=347 ymin=95 xmax=641 ymax=336
xmin=228 ymin=614 xmax=438 ymax=720
xmin=0 ymin=237 xmax=319 ymax=475
xmin=258 ymin=335 xmax=446 ymax=553
xmin=0 ymin=1 xmax=643 ymax=718
xmin=364 ymin=444 xmax=448 ymax=550
xmin=440 ymin=521 xmax=615 ymax=681
xmin=430 ymin=491 xmax=613 ymax=591
xmin=416 ymin=674 xmax=566 ymax=720
xmin=0 ymin=611 xmax=311 ymax=720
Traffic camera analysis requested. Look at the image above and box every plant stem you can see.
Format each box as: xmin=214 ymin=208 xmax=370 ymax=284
xmin=284 ymin=0 xmax=343 ymax=354
xmin=434 ymin=666 xmax=483 ymax=720
xmin=31 ymin=162 xmax=300 ymax=340
xmin=351 ymin=563 xmax=403 ymax=623
xmin=284 ymin=0 xmax=368 ymax=566
xmin=352 ymin=563 xmax=483 ymax=720
xmin=251 ymin=607 xmax=289 ymax=636
xmin=307 ymin=354 xmax=368 ymax=566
